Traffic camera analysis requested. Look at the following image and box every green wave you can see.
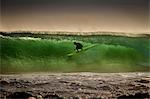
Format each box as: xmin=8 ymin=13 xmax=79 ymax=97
xmin=0 ymin=35 xmax=150 ymax=73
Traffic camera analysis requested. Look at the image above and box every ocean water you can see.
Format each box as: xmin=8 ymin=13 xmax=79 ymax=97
xmin=0 ymin=35 xmax=150 ymax=73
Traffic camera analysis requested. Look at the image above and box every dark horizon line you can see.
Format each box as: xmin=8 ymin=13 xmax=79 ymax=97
xmin=0 ymin=31 xmax=149 ymax=38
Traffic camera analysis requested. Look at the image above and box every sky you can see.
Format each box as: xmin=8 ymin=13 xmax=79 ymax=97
xmin=1 ymin=0 xmax=149 ymax=33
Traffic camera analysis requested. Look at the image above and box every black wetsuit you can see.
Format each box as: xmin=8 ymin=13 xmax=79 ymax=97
xmin=74 ymin=42 xmax=83 ymax=52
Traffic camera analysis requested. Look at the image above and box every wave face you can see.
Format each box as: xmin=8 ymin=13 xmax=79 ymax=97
xmin=1 ymin=35 xmax=150 ymax=73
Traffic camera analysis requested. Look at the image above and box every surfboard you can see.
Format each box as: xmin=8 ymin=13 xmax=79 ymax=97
xmin=67 ymin=44 xmax=97 ymax=57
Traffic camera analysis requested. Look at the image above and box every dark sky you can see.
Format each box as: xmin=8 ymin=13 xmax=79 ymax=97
xmin=1 ymin=0 xmax=149 ymax=33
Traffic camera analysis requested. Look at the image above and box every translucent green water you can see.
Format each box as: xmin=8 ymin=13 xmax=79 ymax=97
xmin=0 ymin=35 xmax=150 ymax=73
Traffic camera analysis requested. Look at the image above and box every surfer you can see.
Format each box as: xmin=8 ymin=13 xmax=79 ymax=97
xmin=74 ymin=42 xmax=83 ymax=52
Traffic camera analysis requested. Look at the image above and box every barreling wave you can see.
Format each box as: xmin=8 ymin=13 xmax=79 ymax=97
xmin=0 ymin=34 xmax=149 ymax=73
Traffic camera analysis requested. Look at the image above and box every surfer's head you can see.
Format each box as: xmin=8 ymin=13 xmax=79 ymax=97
xmin=74 ymin=42 xmax=77 ymax=45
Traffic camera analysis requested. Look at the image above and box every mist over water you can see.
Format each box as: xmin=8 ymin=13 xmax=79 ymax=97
xmin=1 ymin=0 xmax=149 ymax=32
